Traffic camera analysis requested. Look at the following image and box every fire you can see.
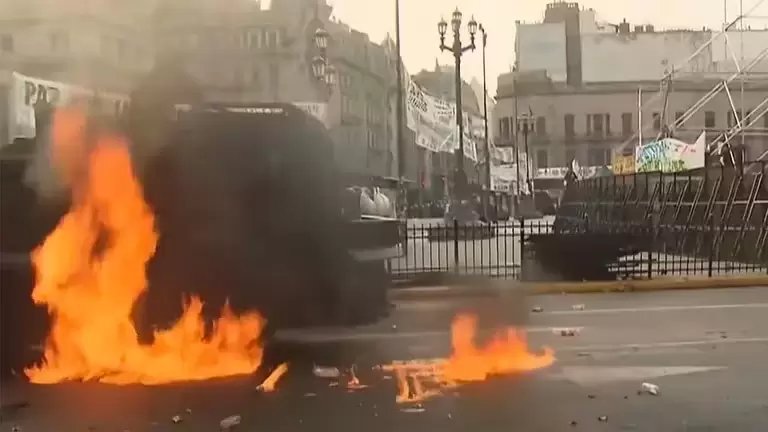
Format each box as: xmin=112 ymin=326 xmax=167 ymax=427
xmin=24 ymin=107 xmax=268 ymax=385
xmin=382 ymin=313 xmax=555 ymax=403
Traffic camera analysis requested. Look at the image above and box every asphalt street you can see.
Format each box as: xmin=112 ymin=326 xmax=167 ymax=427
xmin=4 ymin=286 xmax=768 ymax=431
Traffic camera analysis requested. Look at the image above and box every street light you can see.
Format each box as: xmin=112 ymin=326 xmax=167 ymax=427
xmin=438 ymin=8 xmax=477 ymax=202
xmin=311 ymin=27 xmax=335 ymax=99
xmin=478 ymin=23 xmax=490 ymax=220
xmin=516 ymin=112 xmax=535 ymax=198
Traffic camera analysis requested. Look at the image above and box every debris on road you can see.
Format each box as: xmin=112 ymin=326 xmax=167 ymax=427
xmin=347 ymin=365 xmax=368 ymax=390
xmin=11 ymin=426 xmax=21 ymax=432
xmin=553 ymin=327 xmax=581 ymax=336
xmin=185 ymin=408 xmax=192 ymax=414
xmin=587 ymin=394 xmax=596 ymax=399
xmin=219 ymin=415 xmax=241 ymax=430
xmin=571 ymin=304 xmax=585 ymax=311
xmin=303 ymin=392 xmax=317 ymax=397
xmin=641 ymin=382 xmax=660 ymax=395
xmin=313 ymin=365 xmax=341 ymax=378
xmin=257 ymin=363 xmax=289 ymax=392
xmin=171 ymin=415 xmax=182 ymax=424
xmin=401 ymin=404 xmax=426 ymax=414
xmin=569 ymin=420 xmax=578 ymax=426
xmin=598 ymin=416 xmax=608 ymax=422
xmin=532 ymin=306 xmax=543 ymax=313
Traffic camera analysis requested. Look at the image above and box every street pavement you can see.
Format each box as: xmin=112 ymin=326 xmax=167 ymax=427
xmin=4 ymin=287 xmax=768 ymax=431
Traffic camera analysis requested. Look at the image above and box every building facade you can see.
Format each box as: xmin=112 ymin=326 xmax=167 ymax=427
xmin=494 ymin=75 xmax=768 ymax=171
xmin=494 ymin=1 xmax=768 ymax=179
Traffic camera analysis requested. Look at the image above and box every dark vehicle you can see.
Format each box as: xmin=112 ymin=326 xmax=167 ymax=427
xmin=0 ymin=73 xmax=401 ymax=376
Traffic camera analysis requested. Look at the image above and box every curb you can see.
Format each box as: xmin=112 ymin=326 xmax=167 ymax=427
xmin=388 ymin=275 xmax=768 ymax=300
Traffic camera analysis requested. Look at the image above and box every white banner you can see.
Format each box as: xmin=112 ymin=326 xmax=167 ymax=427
xmin=292 ymin=101 xmax=328 ymax=126
xmin=635 ymin=132 xmax=706 ymax=173
xmin=9 ymin=72 xmax=128 ymax=141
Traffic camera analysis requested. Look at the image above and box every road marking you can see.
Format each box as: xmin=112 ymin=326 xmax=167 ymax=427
xmin=547 ymin=366 xmax=727 ymax=386
xmin=557 ymin=336 xmax=768 ymax=353
xmin=274 ymin=326 xmax=584 ymax=343
xmin=541 ymin=303 xmax=768 ymax=316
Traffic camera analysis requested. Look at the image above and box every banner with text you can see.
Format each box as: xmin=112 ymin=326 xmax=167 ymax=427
xmin=8 ymin=72 xmax=128 ymax=141
xmin=635 ymin=132 xmax=706 ymax=173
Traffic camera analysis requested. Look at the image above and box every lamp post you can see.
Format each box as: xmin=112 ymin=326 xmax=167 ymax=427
xmin=516 ymin=112 xmax=535 ymax=197
xmin=438 ymin=9 xmax=477 ymax=202
xmin=478 ymin=23 xmax=490 ymax=220
xmin=311 ymin=27 xmax=336 ymax=100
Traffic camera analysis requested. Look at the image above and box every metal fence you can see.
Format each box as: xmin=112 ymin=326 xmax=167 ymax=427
xmin=555 ymin=162 xmax=768 ymax=277
xmin=387 ymin=219 xmax=552 ymax=281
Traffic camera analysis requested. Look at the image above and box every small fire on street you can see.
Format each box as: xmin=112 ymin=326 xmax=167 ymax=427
xmin=381 ymin=314 xmax=555 ymax=404
xmin=24 ymin=107 xmax=269 ymax=385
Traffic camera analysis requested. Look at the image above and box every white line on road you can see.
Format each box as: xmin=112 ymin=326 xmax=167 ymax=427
xmin=275 ymin=326 xmax=584 ymax=343
xmin=557 ymin=336 xmax=768 ymax=353
xmin=541 ymin=303 xmax=768 ymax=316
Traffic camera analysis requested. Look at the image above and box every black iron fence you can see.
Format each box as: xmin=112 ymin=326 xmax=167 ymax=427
xmin=385 ymin=161 xmax=768 ymax=282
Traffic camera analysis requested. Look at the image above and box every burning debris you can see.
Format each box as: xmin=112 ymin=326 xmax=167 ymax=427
xmin=346 ymin=365 xmax=368 ymax=390
xmin=381 ymin=313 xmax=555 ymax=404
xmin=256 ymin=363 xmax=289 ymax=392
xmin=23 ymin=108 xmax=269 ymax=385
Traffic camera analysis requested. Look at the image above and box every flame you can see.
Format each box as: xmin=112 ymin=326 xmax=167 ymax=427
xmin=382 ymin=313 xmax=555 ymax=403
xmin=24 ymin=107 xmax=269 ymax=385
xmin=257 ymin=363 xmax=289 ymax=392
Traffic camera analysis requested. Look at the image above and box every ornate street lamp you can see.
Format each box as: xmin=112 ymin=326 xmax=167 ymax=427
xmin=311 ymin=27 xmax=334 ymax=99
xmin=438 ymin=9 xmax=477 ymax=202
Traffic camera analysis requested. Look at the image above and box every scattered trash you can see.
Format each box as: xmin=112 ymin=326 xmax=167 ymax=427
xmin=587 ymin=394 xmax=596 ymax=399
xmin=641 ymin=382 xmax=660 ymax=395
xmin=598 ymin=416 xmax=608 ymax=422
xmin=532 ymin=306 xmax=543 ymax=313
xmin=401 ymin=404 xmax=425 ymax=414
xmin=569 ymin=420 xmax=578 ymax=426
xmin=303 ymin=392 xmax=317 ymax=397
xmin=171 ymin=415 xmax=182 ymax=424
xmin=448 ymin=413 xmax=452 ymax=419
xmin=553 ymin=327 xmax=580 ymax=337
xmin=313 ymin=365 xmax=341 ymax=379
xmin=347 ymin=365 xmax=368 ymax=390
xmin=220 ymin=415 xmax=241 ymax=430
xmin=257 ymin=363 xmax=289 ymax=392
xmin=571 ymin=304 xmax=585 ymax=311
xmin=185 ymin=408 xmax=192 ymax=414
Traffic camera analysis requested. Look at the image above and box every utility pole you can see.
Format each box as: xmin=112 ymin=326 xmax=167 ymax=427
xmin=395 ymin=0 xmax=406 ymax=215
xmin=479 ymin=24 xmax=490 ymax=220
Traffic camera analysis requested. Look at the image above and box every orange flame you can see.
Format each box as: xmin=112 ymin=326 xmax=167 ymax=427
xmin=383 ymin=313 xmax=555 ymax=403
xmin=24 ymin=108 xmax=269 ymax=385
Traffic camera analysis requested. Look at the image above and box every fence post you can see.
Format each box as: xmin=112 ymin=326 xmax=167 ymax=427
xmin=646 ymin=217 xmax=653 ymax=280
xmin=708 ymin=214 xmax=714 ymax=277
xmin=453 ymin=218 xmax=459 ymax=272
xmin=519 ymin=218 xmax=526 ymax=279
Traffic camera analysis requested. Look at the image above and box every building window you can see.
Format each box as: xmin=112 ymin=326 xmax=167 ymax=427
xmin=605 ymin=149 xmax=613 ymax=166
xmin=0 ymin=34 xmax=13 ymax=52
xmin=605 ymin=113 xmax=611 ymax=136
xmin=652 ymin=112 xmax=661 ymax=130
xmin=705 ymin=111 xmax=716 ymax=129
xmin=536 ymin=150 xmax=548 ymax=168
xmin=621 ymin=112 xmax=633 ymax=136
xmin=564 ymin=114 xmax=575 ymax=140
xmin=675 ymin=111 xmax=684 ymax=126
xmin=566 ymin=149 xmax=577 ymax=164
xmin=588 ymin=148 xmax=606 ymax=166
xmin=50 ymin=32 xmax=69 ymax=52
xmin=536 ymin=116 xmax=546 ymax=136
xmin=500 ymin=116 xmax=511 ymax=141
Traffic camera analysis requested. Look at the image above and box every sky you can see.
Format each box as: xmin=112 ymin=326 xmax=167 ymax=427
xmin=325 ymin=0 xmax=768 ymax=96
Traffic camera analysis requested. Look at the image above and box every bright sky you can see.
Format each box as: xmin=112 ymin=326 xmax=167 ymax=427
xmin=327 ymin=0 xmax=768 ymax=95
